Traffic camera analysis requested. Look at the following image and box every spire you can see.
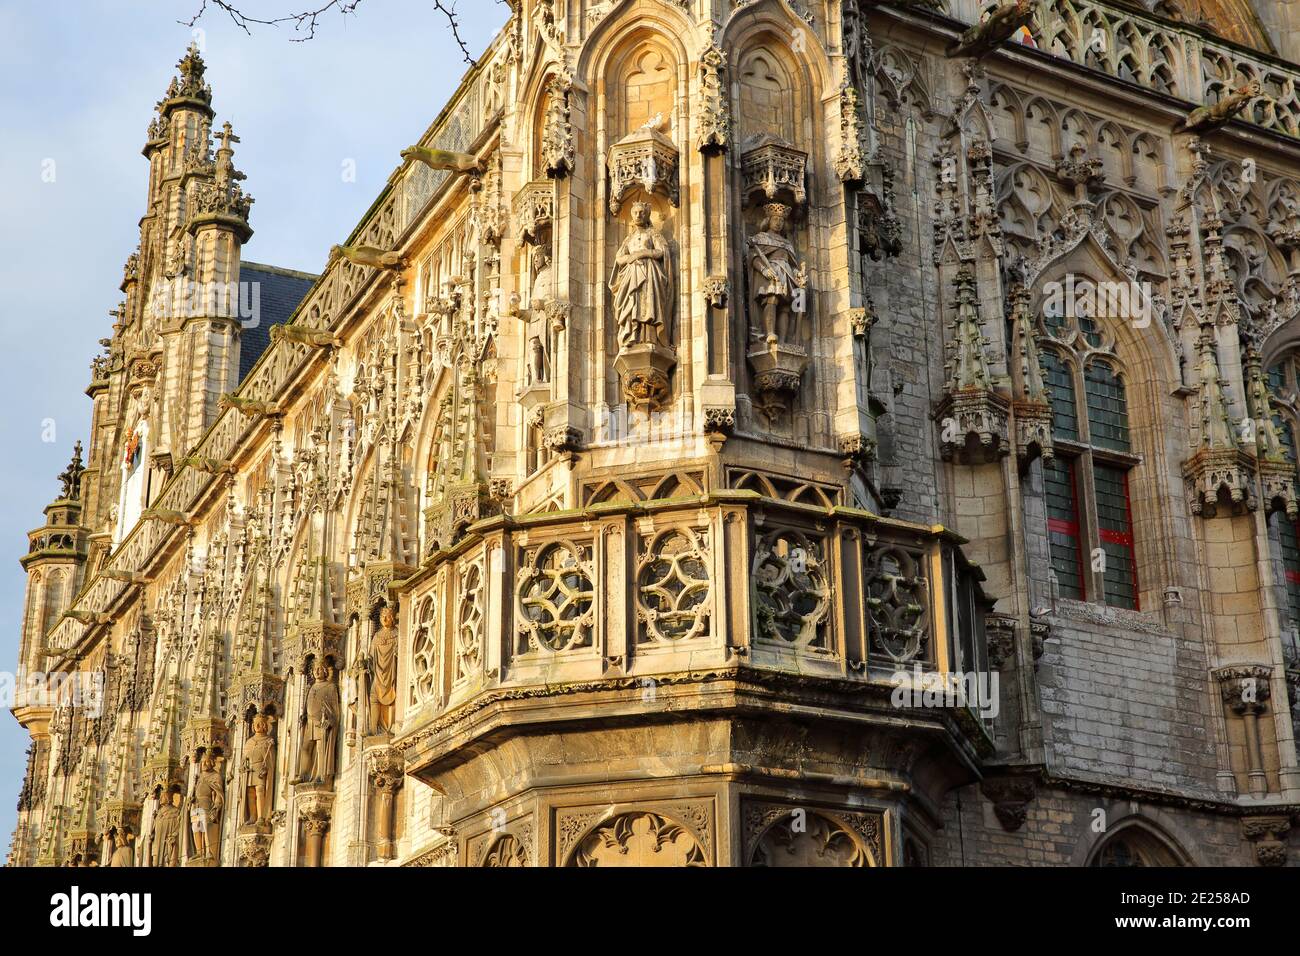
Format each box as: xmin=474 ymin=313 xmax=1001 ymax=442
xmin=945 ymin=267 xmax=992 ymax=392
xmin=1195 ymin=326 xmax=1237 ymax=451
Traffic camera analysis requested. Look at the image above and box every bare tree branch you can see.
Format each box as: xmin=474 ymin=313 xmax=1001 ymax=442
xmin=181 ymin=0 xmax=507 ymax=62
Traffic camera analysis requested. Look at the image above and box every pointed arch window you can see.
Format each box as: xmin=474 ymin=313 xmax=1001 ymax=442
xmin=1040 ymin=284 xmax=1140 ymax=609
xmin=1091 ymin=826 xmax=1184 ymax=867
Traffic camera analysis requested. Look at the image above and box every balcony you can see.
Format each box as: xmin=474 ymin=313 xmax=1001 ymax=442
xmin=392 ymin=492 xmax=996 ymax=864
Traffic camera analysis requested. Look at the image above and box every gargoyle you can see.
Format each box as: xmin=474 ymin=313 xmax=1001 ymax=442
xmin=142 ymin=508 xmax=193 ymax=527
xmin=175 ymin=455 xmax=233 ymax=474
xmin=1175 ymin=82 xmax=1265 ymax=134
xmin=947 ymin=0 xmax=1035 ymax=59
xmin=218 ymin=394 xmax=281 ymax=417
xmin=269 ymin=325 xmax=340 ymax=349
xmin=101 ymin=568 xmax=147 ymax=584
xmin=63 ymin=609 xmax=110 ymax=625
xmin=400 ymin=146 xmax=486 ymax=176
xmin=329 ymin=244 xmax=407 ymax=272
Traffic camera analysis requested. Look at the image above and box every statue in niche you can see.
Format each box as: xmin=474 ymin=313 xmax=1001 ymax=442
xmin=189 ymin=752 xmax=225 ymax=860
xmin=108 ymin=828 xmax=135 ymax=867
xmin=524 ymin=248 xmax=552 ymax=386
xmin=609 ymin=201 xmax=674 ymax=351
xmin=747 ymin=203 xmax=808 ymax=346
xmin=295 ymin=661 xmax=340 ymax=785
xmin=149 ymin=785 xmax=183 ymax=867
xmin=368 ymin=607 xmax=398 ymax=735
xmin=241 ymin=713 xmax=276 ymax=827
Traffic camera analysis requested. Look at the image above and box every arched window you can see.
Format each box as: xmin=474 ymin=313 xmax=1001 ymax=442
xmin=1091 ymin=825 xmax=1185 ymax=867
xmin=1041 ymin=282 xmax=1140 ymax=609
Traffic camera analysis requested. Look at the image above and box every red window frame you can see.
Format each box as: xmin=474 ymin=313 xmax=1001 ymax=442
xmin=1047 ymin=456 xmax=1088 ymax=601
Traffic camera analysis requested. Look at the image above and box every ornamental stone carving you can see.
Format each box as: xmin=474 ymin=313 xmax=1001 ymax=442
xmin=569 ymin=812 xmax=707 ymax=867
xmin=636 ymin=528 xmax=711 ymax=644
xmin=541 ymin=73 xmax=574 ymax=178
xmin=696 ymin=44 xmax=730 ymax=152
xmin=752 ymin=529 xmax=831 ymax=650
xmin=864 ymin=545 xmax=930 ymax=664
xmin=517 ymin=542 xmax=596 ymax=654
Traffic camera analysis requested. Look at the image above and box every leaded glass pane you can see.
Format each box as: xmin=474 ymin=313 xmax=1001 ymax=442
xmin=1045 ymin=458 xmax=1086 ymax=600
xmin=1085 ymin=361 xmax=1130 ymax=453
xmin=1278 ymin=517 xmax=1300 ymax=635
xmin=1095 ymin=464 xmax=1138 ymax=610
xmin=1043 ymin=351 xmax=1079 ymax=441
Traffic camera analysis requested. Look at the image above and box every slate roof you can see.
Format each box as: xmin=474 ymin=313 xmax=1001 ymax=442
xmin=237 ymin=261 xmax=319 ymax=384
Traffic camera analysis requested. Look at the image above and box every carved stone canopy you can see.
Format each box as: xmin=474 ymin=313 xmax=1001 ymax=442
xmin=607 ymin=125 xmax=680 ymax=215
xmin=741 ymin=135 xmax=808 ymax=210
xmin=513 ymin=179 xmax=555 ymax=244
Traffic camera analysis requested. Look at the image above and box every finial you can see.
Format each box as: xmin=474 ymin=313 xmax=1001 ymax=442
xmin=58 ymin=441 xmax=86 ymax=501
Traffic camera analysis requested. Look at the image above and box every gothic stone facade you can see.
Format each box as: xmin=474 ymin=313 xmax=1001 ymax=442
xmin=10 ymin=0 xmax=1300 ymax=868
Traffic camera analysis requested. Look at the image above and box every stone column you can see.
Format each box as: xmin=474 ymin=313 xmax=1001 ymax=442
xmin=366 ymin=745 xmax=404 ymax=862
xmin=299 ymin=792 xmax=334 ymax=868
xmin=1217 ymin=666 xmax=1273 ymax=795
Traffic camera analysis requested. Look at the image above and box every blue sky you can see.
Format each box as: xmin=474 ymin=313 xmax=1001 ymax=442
xmin=0 ymin=0 xmax=509 ymax=857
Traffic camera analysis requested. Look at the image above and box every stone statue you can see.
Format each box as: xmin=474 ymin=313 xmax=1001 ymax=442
xmin=108 ymin=828 xmax=135 ymax=867
xmin=368 ymin=608 xmax=398 ymax=735
xmin=609 ymin=201 xmax=674 ymax=351
xmin=189 ymin=753 xmax=225 ymax=860
xmin=525 ymin=248 xmax=553 ymax=386
xmin=747 ymin=203 xmax=808 ymax=345
xmin=530 ymin=247 xmax=553 ymax=309
xmin=241 ymin=713 xmax=276 ymax=827
xmin=150 ymin=786 xmax=183 ymax=867
xmin=295 ymin=661 xmax=340 ymax=785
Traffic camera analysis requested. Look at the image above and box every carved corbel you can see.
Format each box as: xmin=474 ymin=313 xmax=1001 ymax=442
xmin=838 ymin=432 xmax=877 ymax=472
xmin=981 ymin=775 xmax=1036 ymax=831
xmin=1241 ymin=815 xmax=1290 ymax=867
xmin=703 ymin=275 xmax=729 ymax=310
xmin=985 ymin=613 xmax=1017 ymax=670
xmin=703 ymin=406 xmax=735 ymax=453
xmin=236 ymin=830 xmax=272 ymax=868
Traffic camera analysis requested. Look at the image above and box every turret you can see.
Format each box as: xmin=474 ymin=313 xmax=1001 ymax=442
xmin=16 ymin=443 xmax=89 ymax=712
